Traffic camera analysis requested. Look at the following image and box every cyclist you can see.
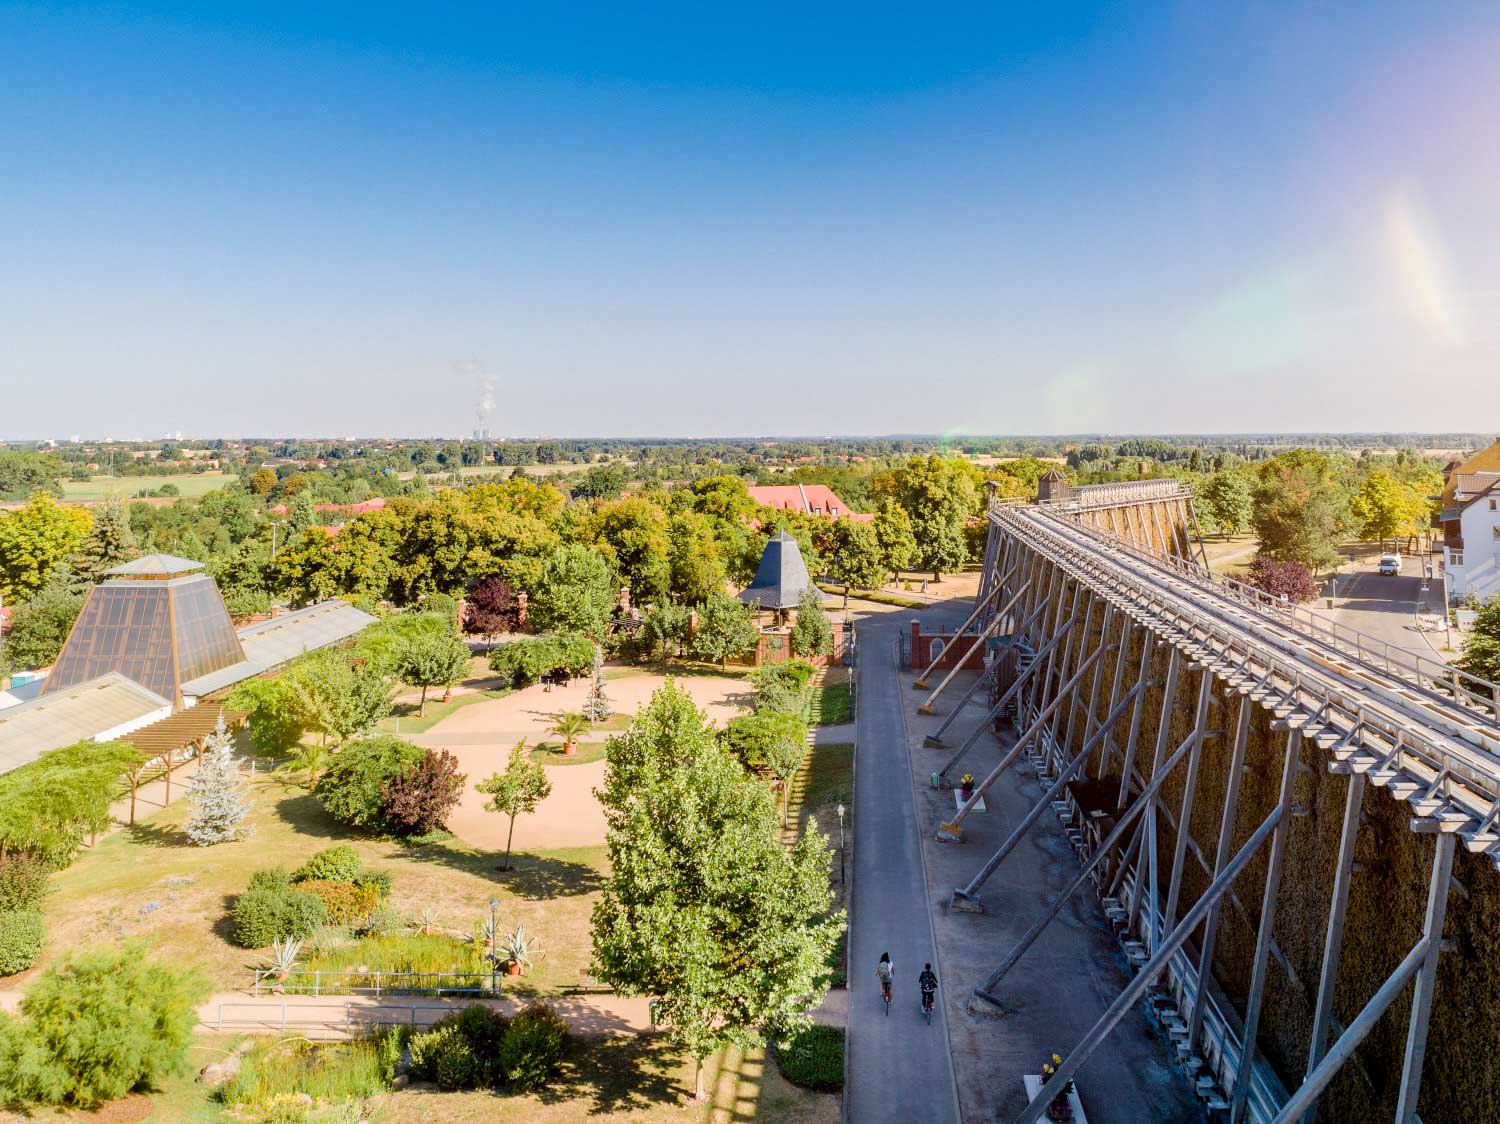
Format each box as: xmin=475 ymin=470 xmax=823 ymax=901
xmin=875 ymin=952 xmax=894 ymax=1008
xmin=918 ymin=963 xmax=939 ymax=1018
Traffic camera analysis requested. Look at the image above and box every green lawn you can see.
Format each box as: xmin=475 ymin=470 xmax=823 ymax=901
xmin=805 ymin=683 xmax=852 ymax=727
xmin=379 ymin=687 xmax=513 ymax=735
xmin=528 ymin=739 xmax=610 ymax=766
xmin=28 ymin=770 xmax=607 ymax=997
xmin=60 ymin=472 xmax=236 ymax=501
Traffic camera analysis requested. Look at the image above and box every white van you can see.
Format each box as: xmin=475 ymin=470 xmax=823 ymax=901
xmin=1378 ymin=553 xmax=1401 ymax=576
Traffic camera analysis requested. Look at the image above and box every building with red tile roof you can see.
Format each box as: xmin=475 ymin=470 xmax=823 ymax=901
xmin=746 ymin=484 xmax=873 ymax=521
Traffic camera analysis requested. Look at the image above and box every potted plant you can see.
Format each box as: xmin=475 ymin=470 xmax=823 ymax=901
xmin=549 ymin=712 xmax=589 ymax=756
xmin=1040 ymin=1053 xmax=1074 ymax=1120
xmin=959 ymin=773 xmax=975 ymax=802
xmin=500 ymin=923 xmax=544 ymax=977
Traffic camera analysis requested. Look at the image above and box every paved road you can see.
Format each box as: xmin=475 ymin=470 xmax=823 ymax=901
xmin=1321 ymin=553 xmax=1450 ymax=661
xmin=846 ymin=610 xmax=962 ymax=1124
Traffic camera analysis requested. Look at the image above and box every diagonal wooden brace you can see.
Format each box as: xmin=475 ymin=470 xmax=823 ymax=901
xmin=925 ymin=599 xmax=1050 ymax=748
xmin=912 ymin=563 xmax=1016 ymax=688
xmin=918 ymin=582 xmax=1030 ymax=715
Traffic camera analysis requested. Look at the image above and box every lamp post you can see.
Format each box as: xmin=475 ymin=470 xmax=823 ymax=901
xmin=836 ymin=802 xmax=846 ymax=885
xmin=489 ymin=896 xmax=499 ymax=994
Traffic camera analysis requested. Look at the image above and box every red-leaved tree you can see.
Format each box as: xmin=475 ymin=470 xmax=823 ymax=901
xmin=381 ymin=749 xmax=466 ymax=836
xmin=1245 ymin=555 xmax=1317 ymax=603
xmin=465 ymin=576 xmax=521 ymax=640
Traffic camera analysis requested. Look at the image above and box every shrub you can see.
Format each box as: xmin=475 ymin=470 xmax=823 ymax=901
xmin=720 ymin=709 xmax=808 ymax=771
xmin=455 ymin=1003 xmax=509 ymax=1074
xmin=434 ymin=1035 xmax=482 ymax=1090
xmin=247 ymin=865 xmax=293 ymax=893
xmin=296 ymin=879 xmax=382 ymax=926
xmin=0 ymin=857 xmax=49 ymax=912
xmin=233 ymin=885 xmax=327 ymax=949
xmin=790 ymin=590 xmax=833 ymax=657
xmin=1245 ymin=554 xmax=1317 ymax=603
xmin=0 ymin=910 xmax=43 ymax=975
xmin=293 ymin=844 xmax=363 ymax=884
xmin=225 ymin=677 xmax=305 ymax=756
xmin=751 ymin=658 xmax=816 ymax=692
xmin=498 ymin=1003 xmax=567 ymax=1092
xmin=408 ymin=1022 xmax=462 ymax=1083
xmin=774 ymin=1025 xmax=844 ymax=1092
xmin=381 ymin=749 xmax=466 ymax=837
xmin=0 ymin=941 xmax=207 ymax=1108
xmin=352 ymin=869 xmax=392 ymax=899
xmin=316 ymin=738 xmax=424 ymax=830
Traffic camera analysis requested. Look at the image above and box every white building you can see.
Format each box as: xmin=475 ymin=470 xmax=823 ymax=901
xmin=1438 ymin=465 xmax=1500 ymax=602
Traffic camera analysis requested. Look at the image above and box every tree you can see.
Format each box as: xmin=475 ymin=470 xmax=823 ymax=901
xmin=1456 ymin=599 xmax=1500 ymax=684
xmin=790 ymin=588 xmax=833 ymax=658
xmin=1251 ymin=451 xmax=1349 ymax=573
xmin=476 ymin=741 xmax=553 ymax=872
xmin=1351 ymin=470 xmax=1429 ymax=550
xmin=287 ymin=651 xmax=393 ymax=755
xmin=583 ymin=646 xmax=614 ymax=723
xmin=589 ymin=497 xmax=671 ymax=605
xmin=64 ymin=502 xmax=137 ymax=592
xmin=591 ymin=683 xmax=841 ymax=1098
xmin=872 ymin=503 xmax=918 ymax=582
xmin=0 ymin=451 xmax=64 ymax=503
xmin=667 ymin=511 xmax=728 ymax=604
xmin=395 ymin=628 xmax=472 ymax=716
xmin=3 ymin=580 xmax=84 ymax=670
xmin=640 ymin=601 xmax=692 ymax=660
xmin=827 ymin=518 xmax=886 ymax=591
xmin=873 ymin=456 xmax=976 ymax=579
xmin=0 ymin=495 xmax=92 ymax=604
xmin=529 ymin=544 xmax=616 ymax=635
xmin=0 ymin=941 xmax=208 ymax=1109
xmin=570 ymin=463 xmax=628 ymax=501
xmin=1244 ymin=555 xmax=1317 ymax=603
xmin=248 ymin=466 xmax=278 ymax=496
xmin=1202 ymin=471 xmax=1253 ymax=537
xmin=382 ymin=749 xmax=466 ymax=836
xmin=183 ymin=716 xmax=254 ymax=845
xmin=464 ymin=575 xmax=521 ymax=640
xmin=689 ymin=592 xmax=759 ymax=665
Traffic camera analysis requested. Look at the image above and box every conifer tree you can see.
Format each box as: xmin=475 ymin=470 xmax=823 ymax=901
xmin=65 ymin=502 xmax=138 ymax=593
xmin=583 ymin=645 xmax=613 ymax=724
xmin=184 ymin=716 xmax=254 ymax=846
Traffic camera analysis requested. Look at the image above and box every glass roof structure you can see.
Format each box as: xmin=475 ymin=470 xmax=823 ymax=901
xmin=45 ymin=564 xmax=246 ymax=705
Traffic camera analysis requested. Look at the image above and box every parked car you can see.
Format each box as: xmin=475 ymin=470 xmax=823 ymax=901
xmin=1378 ymin=553 xmax=1401 ymax=576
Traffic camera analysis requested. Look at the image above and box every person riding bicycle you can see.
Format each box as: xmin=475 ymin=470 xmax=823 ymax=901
xmin=875 ymin=952 xmax=894 ymax=1004
xmin=918 ymin=963 xmax=939 ymax=1012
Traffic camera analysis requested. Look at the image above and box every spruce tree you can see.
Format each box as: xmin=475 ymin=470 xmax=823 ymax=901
xmin=184 ymin=716 xmax=254 ymax=846
xmin=65 ymin=503 xmax=137 ymax=593
xmin=583 ymin=645 xmax=613 ymax=724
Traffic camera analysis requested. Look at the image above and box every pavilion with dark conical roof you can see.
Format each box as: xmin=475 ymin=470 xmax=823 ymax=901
xmin=738 ymin=531 xmax=814 ymax=614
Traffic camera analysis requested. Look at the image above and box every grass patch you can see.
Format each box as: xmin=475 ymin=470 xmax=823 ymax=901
xmin=35 ymin=770 xmax=607 ymax=996
xmin=805 ymin=683 xmax=852 ymax=727
xmin=773 ymin=1025 xmax=845 ymax=1092
xmin=60 ymin=472 xmax=235 ymax=501
xmin=814 ymin=581 xmax=924 ymax=609
xmin=527 ymin=740 xmax=609 ymax=766
xmin=790 ymin=742 xmax=853 ymax=819
xmin=297 ymin=931 xmax=490 ymax=987
xmin=606 ymin=661 xmax=752 ymax=681
xmin=380 ymin=688 xmax=512 ymax=735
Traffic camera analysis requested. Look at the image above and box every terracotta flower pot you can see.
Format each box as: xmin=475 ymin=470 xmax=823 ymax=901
xmin=563 ymin=741 xmax=577 ymax=756
xmin=506 ymin=962 xmax=523 ymax=977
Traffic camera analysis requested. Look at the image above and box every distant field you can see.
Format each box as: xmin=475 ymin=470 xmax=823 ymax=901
xmin=60 ymin=472 xmax=235 ymax=501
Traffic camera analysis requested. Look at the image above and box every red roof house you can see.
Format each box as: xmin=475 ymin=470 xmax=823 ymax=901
xmin=746 ymin=485 xmax=873 ymax=522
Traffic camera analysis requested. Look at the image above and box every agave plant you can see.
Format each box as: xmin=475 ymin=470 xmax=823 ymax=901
xmin=267 ymin=936 xmax=303 ymax=978
xmin=499 ymin=923 xmax=544 ymax=975
xmin=475 ymin=913 xmax=501 ymax=957
xmin=418 ymin=905 xmax=440 ymax=935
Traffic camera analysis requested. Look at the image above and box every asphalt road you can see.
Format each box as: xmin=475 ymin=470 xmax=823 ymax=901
xmin=1323 ymin=553 xmax=1448 ymax=661
xmin=846 ymin=609 xmax=962 ymax=1124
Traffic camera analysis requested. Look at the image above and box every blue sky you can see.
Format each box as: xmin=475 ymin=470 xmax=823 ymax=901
xmin=3 ymin=2 xmax=1499 ymax=439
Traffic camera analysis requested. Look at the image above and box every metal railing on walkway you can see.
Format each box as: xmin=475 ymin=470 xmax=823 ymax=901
xmin=252 ymin=968 xmax=498 ymax=997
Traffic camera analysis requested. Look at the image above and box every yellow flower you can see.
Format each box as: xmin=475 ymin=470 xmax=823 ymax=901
xmin=1052 ymin=1053 xmax=1062 ymax=1064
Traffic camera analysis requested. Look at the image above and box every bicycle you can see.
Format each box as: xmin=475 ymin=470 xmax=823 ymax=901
xmin=921 ymin=987 xmax=935 ymax=1024
xmin=880 ymin=976 xmax=892 ymax=1015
